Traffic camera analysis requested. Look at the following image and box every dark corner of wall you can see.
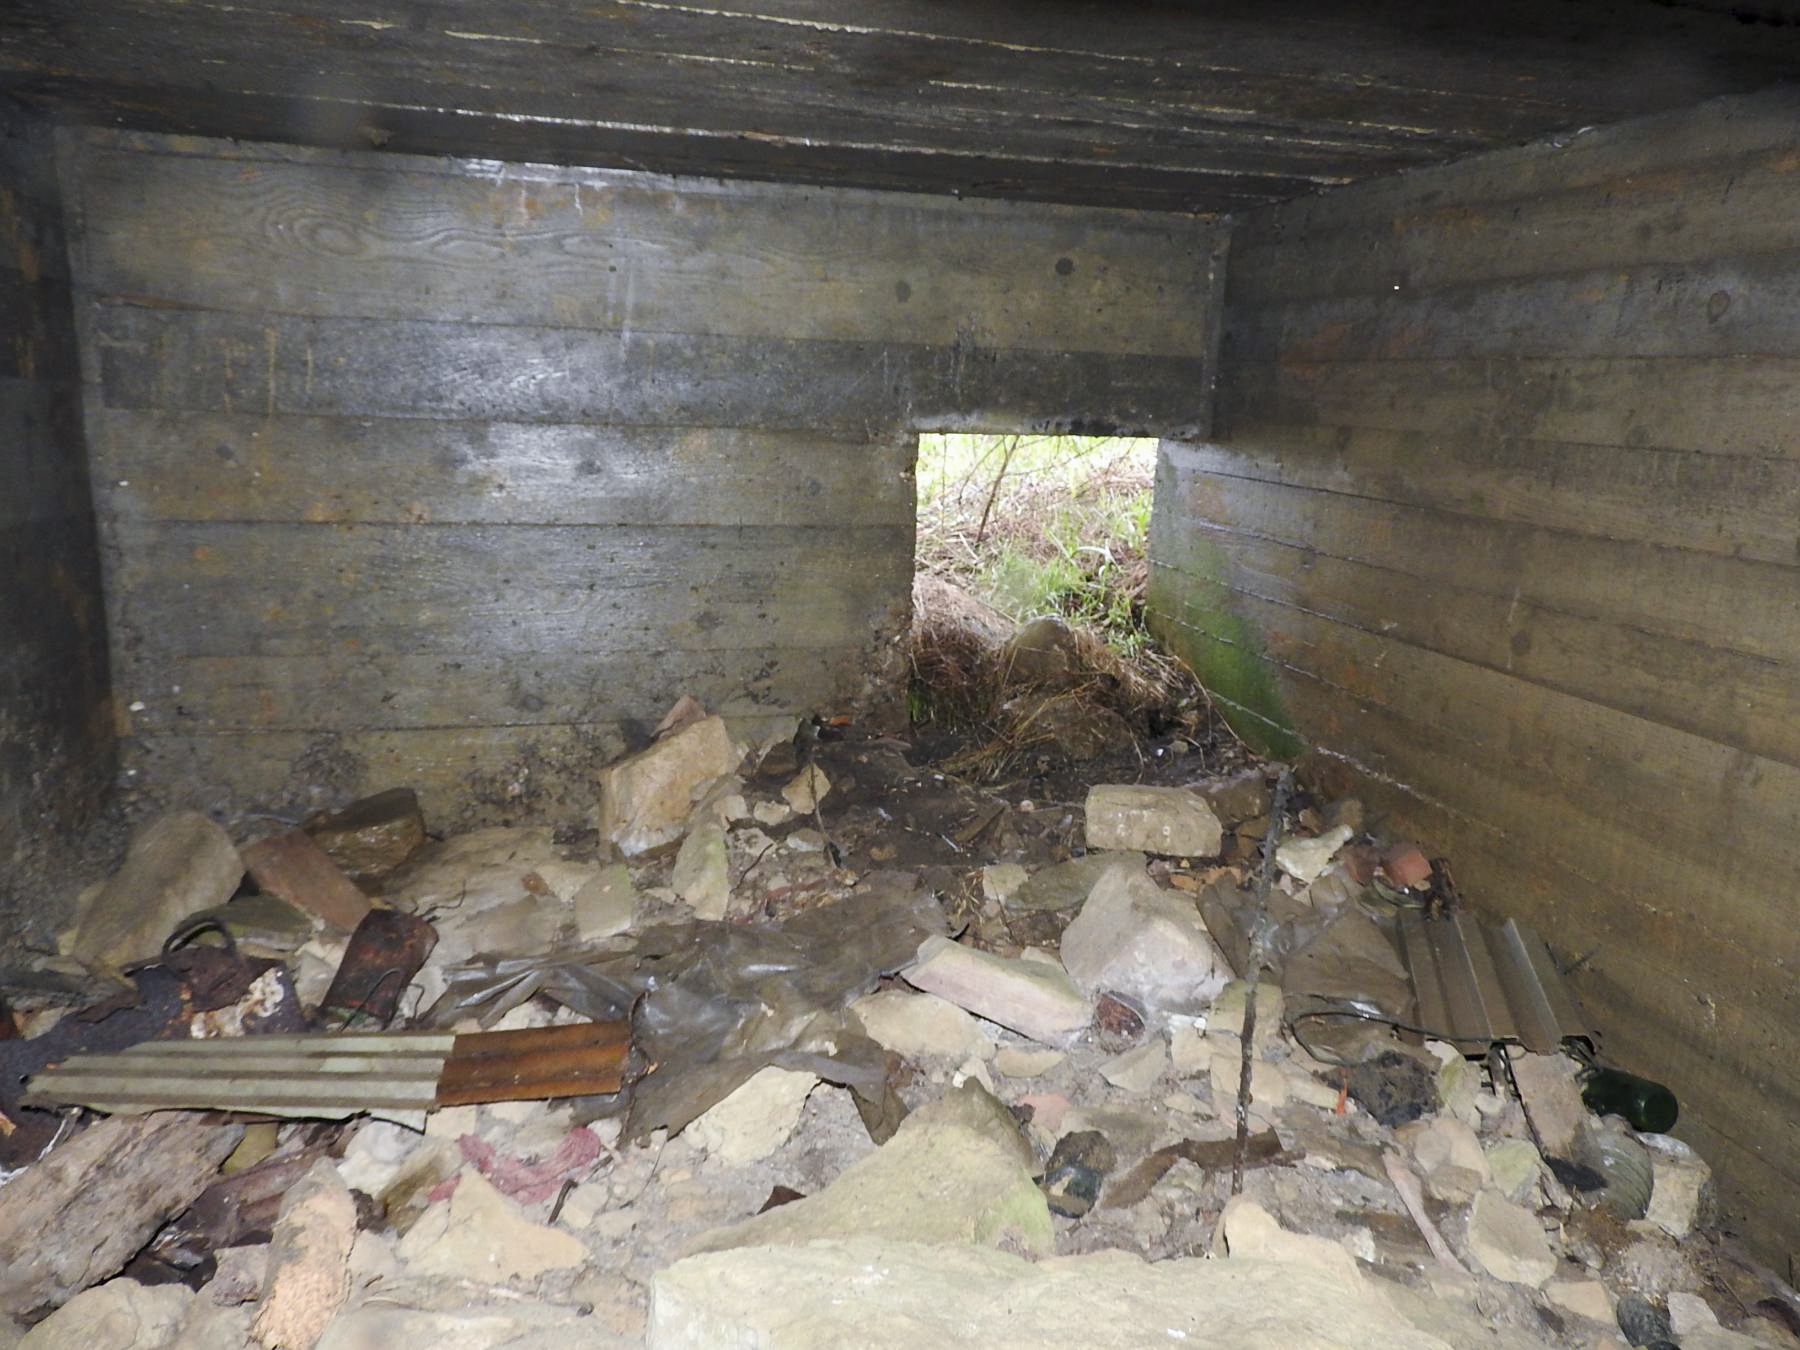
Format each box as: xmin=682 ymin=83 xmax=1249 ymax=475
xmin=0 ymin=104 xmax=118 ymax=932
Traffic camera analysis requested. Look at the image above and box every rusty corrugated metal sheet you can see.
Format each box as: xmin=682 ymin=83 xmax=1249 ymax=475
xmin=23 ymin=1020 xmax=630 ymax=1126
xmin=1397 ymin=913 xmax=1587 ymax=1054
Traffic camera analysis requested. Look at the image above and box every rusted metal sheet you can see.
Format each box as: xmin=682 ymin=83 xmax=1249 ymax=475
xmin=23 ymin=1020 xmax=630 ymax=1127
xmin=1397 ymin=913 xmax=1586 ymax=1055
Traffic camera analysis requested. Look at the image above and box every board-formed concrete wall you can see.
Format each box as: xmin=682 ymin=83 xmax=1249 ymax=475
xmin=1149 ymin=88 xmax=1800 ymax=1264
xmin=0 ymin=111 xmax=113 ymax=932
xmin=60 ymin=129 xmax=1224 ymax=828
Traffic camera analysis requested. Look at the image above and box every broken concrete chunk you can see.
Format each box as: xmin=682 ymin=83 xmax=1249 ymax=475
xmin=304 ymin=788 xmax=427 ymax=884
xmin=241 ymin=829 xmax=372 ymax=932
xmin=1485 ymin=1139 xmax=1543 ymax=1204
xmin=683 ymin=1066 xmax=817 ymax=1165
xmin=251 ymin=1159 xmax=357 ymax=1350
xmin=17 ymin=1279 xmax=193 ymax=1350
xmin=599 ymin=714 xmax=740 ymax=856
xmin=1058 ymin=862 xmax=1227 ymax=1014
xmin=396 ymin=1168 xmax=586 ymax=1284
xmin=1276 ymin=823 xmax=1355 ymax=884
xmin=780 ymin=764 xmax=831 ymax=814
xmin=572 ymin=862 xmax=635 ymax=940
xmin=66 ymin=811 xmax=243 ymax=968
xmin=904 ymin=935 xmax=1090 ymax=1046
xmin=1007 ymin=852 xmax=1147 ymax=913
xmin=686 ymin=1084 xmax=1050 ymax=1258
xmin=851 ymin=990 xmax=997 ymax=1064
xmin=1465 ymin=1189 xmax=1558 ymax=1288
xmin=1641 ymin=1133 xmax=1712 ymax=1239
xmin=671 ymin=819 xmax=730 ymax=920
xmin=1083 ymin=785 xmax=1222 ymax=856
xmin=1099 ymin=1039 xmax=1167 ymax=1094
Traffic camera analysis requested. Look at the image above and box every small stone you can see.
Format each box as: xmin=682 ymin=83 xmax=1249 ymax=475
xmin=396 ymin=1168 xmax=587 ymax=1283
xmin=1405 ymin=1115 xmax=1489 ymax=1178
xmin=851 ymin=990 xmax=997 ymax=1064
xmin=1218 ymin=1196 xmax=1362 ymax=1287
xmin=302 ymin=787 xmax=427 ymax=885
xmin=1641 ymin=1133 xmax=1711 ymax=1239
xmin=783 ymin=827 xmax=825 ymax=852
xmin=66 ymin=812 xmax=244 ymax=968
xmin=1437 ymin=1053 xmax=1481 ymax=1126
xmin=1276 ymin=824 xmax=1354 ymax=884
xmin=904 ymin=936 xmax=1091 ymax=1046
xmin=993 ymin=1046 xmax=1064 ymax=1079
xmin=18 ymin=1280 xmax=192 ymax=1350
xmin=1380 ymin=841 xmax=1433 ymax=889
xmin=572 ymin=862 xmax=635 ymax=940
xmin=555 ymin=1179 xmax=614 ymax=1229
xmin=671 ymin=819 xmax=730 ymax=920
xmin=1007 ymin=853 xmax=1147 ymax=913
xmin=1169 ymin=1023 xmax=1214 ymax=1075
xmin=1547 ymin=1279 xmax=1614 ymax=1323
xmin=981 ymin=864 xmax=1028 ymax=903
xmin=599 ymin=714 xmax=741 ymax=856
xmin=1466 ymin=1189 xmax=1558 ymax=1288
xmin=1206 ymin=981 xmax=1283 ymax=1051
xmin=1084 ymin=785 xmax=1223 ymax=856
xmin=1100 ymin=1040 xmax=1167 ymax=1093
xmin=252 ymin=1159 xmax=358 ymax=1350
xmin=1427 ymin=1163 xmax=1485 ymax=1205
xmin=1003 ymin=615 xmax=1080 ymax=683
xmin=1667 ymin=1292 xmax=1720 ymax=1337
xmin=1209 ymin=1049 xmax=1288 ymax=1109
xmin=1058 ymin=862 xmax=1228 ymax=1014
xmin=751 ymin=799 xmax=793 ymax=827
xmin=206 ymin=1246 xmax=269 ymax=1307
xmin=684 ymin=1066 xmax=818 ymax=1165
xmin=781 ymin=764 xmax=831 ymax=814
xmin=1280 ymin=1063 xmax=1343 ymax=1111
xmin=1192 ymin=770 xmax=1271 ymax=827
xmin=1486 ymin=1139 xmax=1543 ymax=1204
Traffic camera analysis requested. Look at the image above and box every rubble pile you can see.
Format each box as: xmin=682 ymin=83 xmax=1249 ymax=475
xmin=0 ymin=697 xmax=1795 ymax=1350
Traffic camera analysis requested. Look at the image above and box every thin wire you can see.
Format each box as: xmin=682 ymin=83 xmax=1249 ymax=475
xmin=1285 ymin=1005 xmax=1501 ymax=1069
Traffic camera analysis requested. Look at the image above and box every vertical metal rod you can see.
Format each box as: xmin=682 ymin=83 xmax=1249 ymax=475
xmin=1232 ymin=767 xmax=1293 ymax=1196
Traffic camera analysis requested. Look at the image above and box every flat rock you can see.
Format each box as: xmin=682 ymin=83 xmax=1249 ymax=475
xmin=1099 ymin=1040 xmax=1168 ymax=1093
xmin=1218 ymin=1196 xmax=1363 ymax=1287
xmin=671 ymin=820 xmax=729 ymax=920
xmin=240 ymin=828 xmax=372 ymax=932
xmin=1509 ymin=1053 xmax=1587 ymax=1157
xmin=1169 ymin=1023 xmax=1213 ymax=1075
xmin=651 ymin=1235 xmax=1483 ymax=1350
xmin=1486 ymin=1139 xmax=1543 ymax=1204
xmin=1546 ymin=1279 xmax=1614 ymax=1323
xmin=1006 ymin=852 xmax=1146 ymax=913
xmin=904 ymin=936 xmax=1090 ymax=1046
xmin=303 ymin=788 xmax=427 ymax=884
xmin=313 ymin=1299 xmax=589 ymax=1350
xmin=18 ymin=1280 xmax=192 ymax=1350
xmin=780 ymin=765 xmax=831 ymax=814
xmin=686 ymin=1084 xmax=1050 ymax=1258
xmin=980 ymin=864 xmax=1028 ymax=903
xmin=1641 ymin=1133 xmax=1711 ymax=1239
xmin=1206 ymin=981 xmax=1283 ymax=1051
xmin=1058 ymin=862 xmax=1227 ymax=1014
xmin=1466 ymin=1189 xmax=1558 ymax=1288
xmin=852 ymin=990 xmax=997 ymax=1064
xmin=573 ymin=862 xmax=636 ymax=940
xmin=1083 ymin=785 xmax=1222 ymax=857
xmin=1192 ymin=770 xmax=1271 ymax=827
xmin=1405 ymin=1116 xmax=1489 ymax=1180
xmin=1276 ymin=824 xmax=1355 ymax=884
xmin=1209 ymin=1049 xmax=1289 ymax=1109
xmin=397 ymin=1168 xmax=587 ymax=1284
xmin=683 ymin=1066 xmax=817 ymax=1165
xmin=67 ymin=811 xmax=243 ymax=967
xmin=252 ymin=1159 xmax=357 ymax=1350
xmin=993 ymin=1046 xmax=1064 ymax=1079
xmin=600 ymin=715 xmax=741 ymax=856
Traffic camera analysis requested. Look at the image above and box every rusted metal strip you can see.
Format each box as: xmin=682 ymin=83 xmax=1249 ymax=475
xmin=1397 ymin=914 xmax=1586 ymax=1055
xmin=437 ymin=1020 xmax=630 ymax=1105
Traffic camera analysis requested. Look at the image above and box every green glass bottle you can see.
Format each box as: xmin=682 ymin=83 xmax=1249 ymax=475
xmin=1581 ymin=1065 xmax=1678 ymax=1135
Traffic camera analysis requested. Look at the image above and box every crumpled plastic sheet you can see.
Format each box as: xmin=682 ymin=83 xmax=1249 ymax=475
xmin=424 ymin=871 xmax=946 ymax=1140
xmin=1199 ymin=869 xmax=1414 ymax=1064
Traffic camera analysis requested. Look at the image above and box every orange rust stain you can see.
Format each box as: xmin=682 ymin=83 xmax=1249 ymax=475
xmin=49 ymin=561 xmax=94 ymax=635
xmin=1771 ymin=150 xmax=1800 ymax=174
xmin=302 ymin=501 xmax=334 ymax=523
xmin=259 ymin=689 xmax=278 ymax=721
xmin=338 ymin=566 xmax=360 ymax=586
xmin=1377 ymin=324 xmax=1427 ymax=359
xmin=192 ymin=544 xmax=217 ymax=563
xmin=262 ymin=603 xmax=285 ymax=623
xmin=1281 ymin=321 xmax=1353 ymax=365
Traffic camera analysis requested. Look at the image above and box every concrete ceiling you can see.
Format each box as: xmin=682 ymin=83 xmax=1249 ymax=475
xmin=5 ymin=0 xmax=1799 ymax=213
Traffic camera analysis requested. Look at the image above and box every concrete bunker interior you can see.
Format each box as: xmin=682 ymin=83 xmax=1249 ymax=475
xmin=2 ymin=3 xmax=1798 ymax=1345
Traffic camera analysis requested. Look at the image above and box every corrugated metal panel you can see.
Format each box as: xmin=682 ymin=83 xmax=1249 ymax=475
xmin=23 ymin=1020 xmax=630 ymax=1126
xmin=1397 ymin=914 xmax=1586 ymax=1054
